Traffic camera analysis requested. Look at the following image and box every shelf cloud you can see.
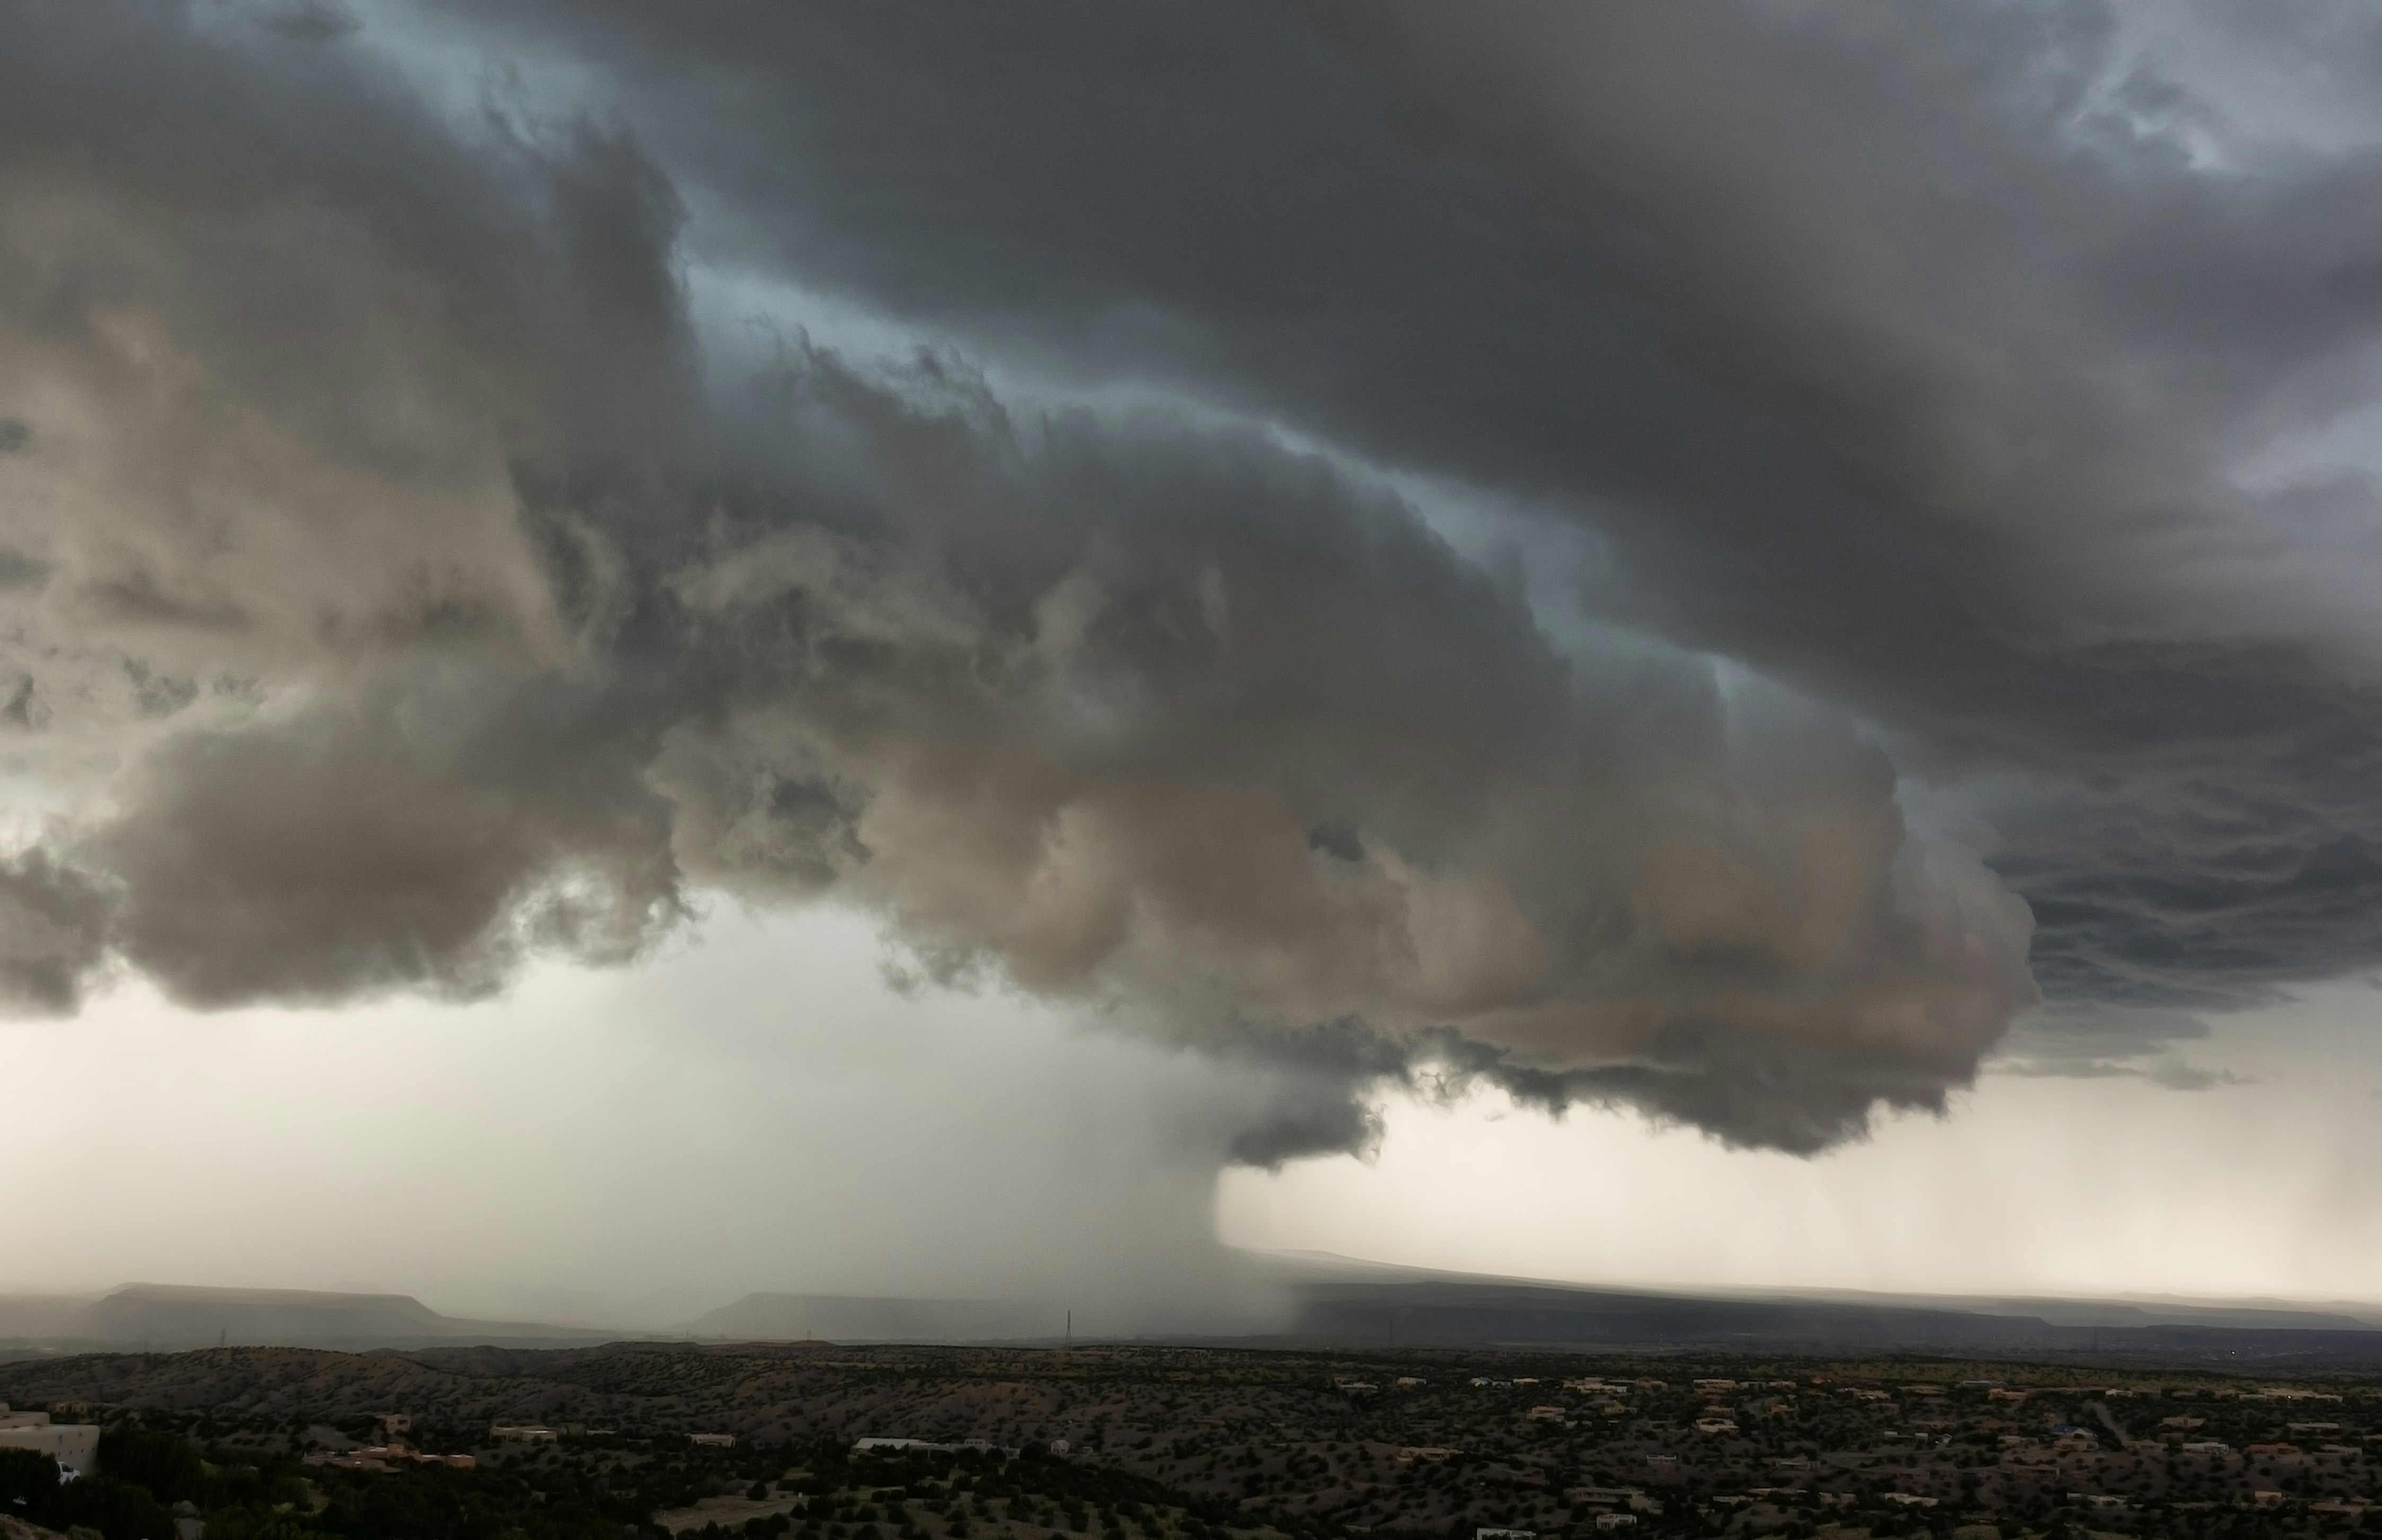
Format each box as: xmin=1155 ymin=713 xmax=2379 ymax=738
xmin=8 ymin=1 xmax=2382 ymax=1163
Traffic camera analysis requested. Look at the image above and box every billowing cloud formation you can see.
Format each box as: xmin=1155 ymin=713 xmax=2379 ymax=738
xmin=0 ymin=850 xmax=113 ymax=1013
xmin=412 ymin=0 xmax=2382 ymax=1039
xmin=14 ymin=0 xmax=2382 ymax=1158
xmin=647 ymin=364 xmax=2034 ymax=1153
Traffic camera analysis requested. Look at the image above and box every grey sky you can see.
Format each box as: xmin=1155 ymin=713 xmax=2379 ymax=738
xmin=8 ymin=0 xmax=2382 ymax=1310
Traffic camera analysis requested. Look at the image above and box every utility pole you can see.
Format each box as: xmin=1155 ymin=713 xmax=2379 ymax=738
xmin=1065 ymin=1310 xmax=1072 ymax=1348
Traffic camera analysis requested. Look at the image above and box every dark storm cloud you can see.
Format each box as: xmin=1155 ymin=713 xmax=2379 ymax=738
xmin=11 ymin=0 xmax=2376 ymax=1157
xmin=0 ymin=0 xmax=2034 ymax=1149
xmin=0 ymin=848 xmax=114 ymax=1014
xmin=407 ymin=0 xmax=2382 ymax=1056
xmin=1986 ymin=1000 xmax=2254 ymax=1089
xmin=645 ymin=354 xmax=2034 ymax=1149
xmin=87 ymin=675 xmax=684 ymax=1007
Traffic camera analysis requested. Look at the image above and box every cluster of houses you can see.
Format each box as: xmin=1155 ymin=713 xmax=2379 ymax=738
xmin=297 ymin=1413 xmax=751 ymax=1474
xmin=303 ymin=1441 xmax=477 ymax=1474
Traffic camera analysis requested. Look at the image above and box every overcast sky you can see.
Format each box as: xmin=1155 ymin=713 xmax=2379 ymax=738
xmin=10 ymin=0 xmax=2382 ymax=1325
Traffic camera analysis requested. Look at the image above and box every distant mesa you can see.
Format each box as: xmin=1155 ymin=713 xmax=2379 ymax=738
xmin=686 ymin=1294 xmax=1064 ymax=1344
xmin=1264 ymin=1250 xmax=2382 ymax=1353
xmin=7 ymin=1265 xmax=2382 ymax=1360
xmin=1284 ymin=1277 xmax=2382 ymax=1352
xmin=0 ymin=1284 xmax=1073 ymax=1356
xmin=0 ymin=1283 xmax=609 ymax=1353
xmin=87 ymin=1283 xmax=446 ymax=1343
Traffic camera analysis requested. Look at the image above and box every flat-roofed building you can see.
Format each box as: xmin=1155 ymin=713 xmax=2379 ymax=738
xmin=0 ymin=1405 xmax=101 ymax=1476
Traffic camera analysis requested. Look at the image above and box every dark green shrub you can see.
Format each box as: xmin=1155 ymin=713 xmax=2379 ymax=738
xmin=98 ymin=1431 xmax=206 ymax=1506
xmin=0 ymin=1448 xmax=60 ymax=1511
xmin=43 ymin=1474 xmax=178 ymax=1540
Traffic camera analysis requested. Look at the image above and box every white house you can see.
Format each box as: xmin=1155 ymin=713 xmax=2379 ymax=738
xmin=0 ymin=1406 xmax=101 ymax=1478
